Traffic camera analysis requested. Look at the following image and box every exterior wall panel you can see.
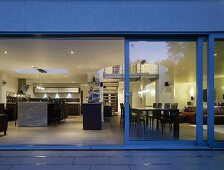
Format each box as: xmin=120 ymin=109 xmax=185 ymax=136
xmin=0 ymin=0 xmax=224 ymax=32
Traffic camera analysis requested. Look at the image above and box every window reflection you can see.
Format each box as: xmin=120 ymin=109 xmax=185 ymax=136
xmin=129 ymin=41 xmax=196 ymax=141
xmin=214 ymin=40 xmax=224 ymax=141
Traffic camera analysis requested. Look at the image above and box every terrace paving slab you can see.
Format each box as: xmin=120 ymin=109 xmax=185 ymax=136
xmin=0 ymin=150 xmax=223 ymax=170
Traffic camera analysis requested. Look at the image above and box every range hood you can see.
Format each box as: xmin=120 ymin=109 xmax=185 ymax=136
xmin=17 ymin=79 xmax=30 ymax=95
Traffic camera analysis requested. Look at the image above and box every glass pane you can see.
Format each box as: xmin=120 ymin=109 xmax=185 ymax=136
xmin=129 ymin=41 xmax=196 ymax=141
xmin=203 ymin=41 xmax=208 ymax=141
xmin=214 ymin=39 xmax=224 ymax=141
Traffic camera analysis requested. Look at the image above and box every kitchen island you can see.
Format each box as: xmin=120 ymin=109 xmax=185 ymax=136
xmin=82 ymin=103 xmax=103 ymax=130
xmin=17 ymin=102 xmax=48 ymax=127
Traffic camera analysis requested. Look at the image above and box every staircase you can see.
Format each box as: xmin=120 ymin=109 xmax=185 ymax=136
xmin=103 ymin=81 xmax=119 ymax=115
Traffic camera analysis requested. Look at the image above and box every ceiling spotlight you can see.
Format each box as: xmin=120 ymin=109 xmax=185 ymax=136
xmin=3 ymin=51 xmax=8 ymax=54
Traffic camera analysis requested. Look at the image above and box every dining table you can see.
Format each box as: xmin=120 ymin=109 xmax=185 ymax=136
xmin=131 ymin=107 xmax=180 ymax=138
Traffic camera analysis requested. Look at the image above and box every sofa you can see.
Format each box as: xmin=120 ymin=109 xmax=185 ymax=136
xmin=181 ymin=106 xmax=224 ymax=124
xmin=204 ymin=106 xmax=224 ymax=124
xmin=0 ymin=114 xmax=8 ymax=135
xmin=180 ymin=107 xmax=197 ymax=124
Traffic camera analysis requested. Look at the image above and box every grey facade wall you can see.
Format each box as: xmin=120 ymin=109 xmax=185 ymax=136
xmin=0 ymin=0 xmax=224 ymax=33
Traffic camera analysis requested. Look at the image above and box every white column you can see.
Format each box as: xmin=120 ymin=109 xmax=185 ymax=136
xmin=97 ymin=69 xmax=104 ymax=122
xmin=0 ymin=73 xmax=7 ymax=105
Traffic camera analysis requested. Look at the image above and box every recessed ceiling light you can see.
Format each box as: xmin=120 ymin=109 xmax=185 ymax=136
xmin=3 ymin=51 xmax=8 ymax=54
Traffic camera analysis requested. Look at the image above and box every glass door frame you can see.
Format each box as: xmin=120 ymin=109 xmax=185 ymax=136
xmin=207 ymin=34 xmax=224 ymax=148
xmin=124 ymin=37 xmax=206 ymax=147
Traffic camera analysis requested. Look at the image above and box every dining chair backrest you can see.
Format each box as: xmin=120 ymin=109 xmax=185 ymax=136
xmin=153 ymin=103 xmax=157 ymax=108
xmin=126 ymin=106 xmax=136 ymax=121
xmin=157 ymin=103 xmax=162 ymax=108
xmin=164 ymin=103 xmax=170 ymax=109
xmin=120 ymin=103 xmax=124 ymax=109
xmin=120 ymin=103 xmax=124 ymax=117
xmin=170 ymin=103 xmax=179 ymax=117
xmin=171 ymin=103 xmax=178 ymax=109
xmin=0 ymin=103 xmax=4 ymax=113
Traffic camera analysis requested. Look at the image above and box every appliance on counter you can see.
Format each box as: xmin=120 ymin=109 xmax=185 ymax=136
xmin=88 ymin=92 xmax=100 ymax=103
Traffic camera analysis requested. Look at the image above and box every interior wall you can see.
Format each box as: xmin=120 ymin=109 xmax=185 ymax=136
xmin=174 ymin=82 xmax=196 ymax=109
xmin=202 ymin=77 xmax=224 ymax=106
xmin=80 ymin=85 xmax=89 ymax=103
xmin=156 ymin=65 xmax=174 ymax=104
xmin=2 ymin=73 xmax=18 ymax=95
xmin=1 ymin=73 xmax=18 ymax=104
xmin=214 ymin=77 xmax=224 ymax=103
xmin=130 ymin=81 xmax=143 ymax=108
xmin=145 ymin=82 xmax=156 ymax=107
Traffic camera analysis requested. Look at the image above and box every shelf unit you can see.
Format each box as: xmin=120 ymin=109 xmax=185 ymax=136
xmin=103 ymin=92 xmax=118 ymax=113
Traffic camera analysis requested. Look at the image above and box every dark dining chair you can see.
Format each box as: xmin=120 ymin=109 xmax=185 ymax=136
xmin=121 ymin=104 xmax=135 ymax=128
xmin=120 ymin=103 xmax=124 ymax=127
xmin=149 ymin=103 xmax=157 ymax=128
xmin=122 ymin=105 xmax=145 ymax=132
xmin=148 ymin=103 xmax=157 ymax=126
xmin=150 ymin=103 xmax=162 ymax=129
xmin=157 ymin=103 xmax=162 ymax=109
xmin=130 ymin=107 xmax=146 ymax=132
xmin=160 ymin=103 xmax=178 ymax=134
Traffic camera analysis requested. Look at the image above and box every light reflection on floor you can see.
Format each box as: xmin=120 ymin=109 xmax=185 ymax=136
xmin=0 ymin=116 xmax=124 ymax=145
xmin=1 ymin=116 xmax=223 ymax=144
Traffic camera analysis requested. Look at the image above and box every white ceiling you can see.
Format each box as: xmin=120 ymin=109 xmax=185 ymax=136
xmin=0 ymin=38 xmax=223 ymax=85
xmin=0 ymin=38 xmax=124 ymax=83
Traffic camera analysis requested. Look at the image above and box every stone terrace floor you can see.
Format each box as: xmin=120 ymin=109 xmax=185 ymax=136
xmin=0 ymin=150 xmax=224 ymax=170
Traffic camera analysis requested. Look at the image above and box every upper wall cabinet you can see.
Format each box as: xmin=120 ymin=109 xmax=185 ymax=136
xmin=34 ymin=87 xmax=80 ymax=94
